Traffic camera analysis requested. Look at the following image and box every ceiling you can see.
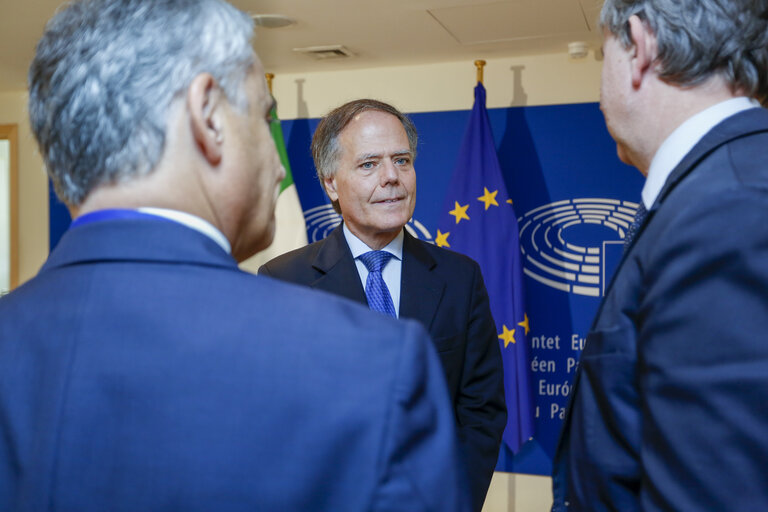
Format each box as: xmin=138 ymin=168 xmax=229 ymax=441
xmin=0 ymin=0 xmax=604 ymax=92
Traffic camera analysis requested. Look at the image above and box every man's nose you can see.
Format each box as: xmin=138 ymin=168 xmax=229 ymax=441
xmin=379 ymin=160 xmax=399 ymax=185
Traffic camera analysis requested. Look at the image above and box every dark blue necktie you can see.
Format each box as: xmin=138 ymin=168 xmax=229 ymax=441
xmin=624 ymin=201 xmax=648 ymax=250
xmin=358 ymin=251 xmax=397 ymax=317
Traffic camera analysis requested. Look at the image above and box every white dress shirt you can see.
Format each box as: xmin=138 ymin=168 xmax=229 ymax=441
xmin=139 ymin=207 xmax=231 ymax=254
xmin=642 ymin=97 xmax=761 ymax=209
xmin=343 ymin=223 xmax=404 ymax=317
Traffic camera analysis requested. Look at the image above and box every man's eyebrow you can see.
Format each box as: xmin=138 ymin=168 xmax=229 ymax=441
xmin=356 ymin=152 xmax=382 ymax=161
xmin=356 ymin=150 xmax=412 ymax=162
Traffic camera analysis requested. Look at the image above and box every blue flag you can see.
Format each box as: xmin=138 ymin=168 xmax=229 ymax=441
xmin=437 ymin=83 xmax=535 ymax=455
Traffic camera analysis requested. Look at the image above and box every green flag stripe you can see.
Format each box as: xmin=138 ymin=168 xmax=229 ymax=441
xmin=270 ymin=103 xmax=294 ymax=194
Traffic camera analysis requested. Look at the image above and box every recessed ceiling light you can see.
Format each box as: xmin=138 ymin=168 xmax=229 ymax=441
xmin=251 ymin=14 xmax=296 ymax=28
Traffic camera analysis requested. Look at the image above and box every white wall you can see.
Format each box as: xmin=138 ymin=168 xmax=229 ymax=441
xmin=0 ymin=91 xmax=48 ymax=285
xmin=0 ymin=139 xmax=10 ymax=293
xmin=269 ymin=52 xmax=601 ymax=119
xmin=3 ymin=49 xmax=603 ymax=512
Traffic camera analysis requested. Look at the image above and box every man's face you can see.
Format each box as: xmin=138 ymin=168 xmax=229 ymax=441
xmin=600 ymin=31 xmax=634 ymax=166
xmin=324 ymin=110 xmax=417 ymax=249
xmin=227 ymin=62 xmax=285 ymax=261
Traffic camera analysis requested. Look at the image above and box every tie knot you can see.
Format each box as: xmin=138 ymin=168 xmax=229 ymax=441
xmin=359 ymin=250 xmax=393 ymax=273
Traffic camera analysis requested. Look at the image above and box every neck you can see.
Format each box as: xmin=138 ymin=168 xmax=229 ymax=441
xmin=347 ymin=225 xmax=401 ymax=250
xmin=631 ymin=76 xmax=742 ymax=174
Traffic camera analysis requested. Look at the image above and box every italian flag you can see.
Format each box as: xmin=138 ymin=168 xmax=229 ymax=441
xmin=240 ymin=102 xmax=308 ymax=273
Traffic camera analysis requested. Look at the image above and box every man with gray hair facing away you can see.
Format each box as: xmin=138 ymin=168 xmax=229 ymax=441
xmin=0 ymin=1 xmax=472 ymax=510
xmin=552 ymin=0 xmax=768 ymax=510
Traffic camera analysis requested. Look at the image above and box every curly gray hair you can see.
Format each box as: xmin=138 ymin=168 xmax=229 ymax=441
xmin=29 ymin=0 xmax=255 ymax=206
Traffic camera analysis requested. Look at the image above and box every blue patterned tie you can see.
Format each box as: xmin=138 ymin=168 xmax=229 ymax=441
xmin=358 ymin=251 xmax=397 ymax=317
xmin=624 ymin=201 xmax=648 ymax=250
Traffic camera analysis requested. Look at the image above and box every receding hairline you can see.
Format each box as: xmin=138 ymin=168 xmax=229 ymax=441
xmin=336 ymin=110 xmax=414 ymax=161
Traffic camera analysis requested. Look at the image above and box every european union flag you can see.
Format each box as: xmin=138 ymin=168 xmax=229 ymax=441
xmin=437 ymin=83 xmax=535 ymax=459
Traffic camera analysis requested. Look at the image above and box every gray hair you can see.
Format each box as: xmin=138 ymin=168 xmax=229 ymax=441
xmin=28 ymin=0 xmax=255 ymax=206
xmin=600 ymin=0 xmax=768 ymax=103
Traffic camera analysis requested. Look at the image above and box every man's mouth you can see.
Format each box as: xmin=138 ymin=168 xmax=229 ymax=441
xmin=375 ymin=197 xmax=403 ymax=204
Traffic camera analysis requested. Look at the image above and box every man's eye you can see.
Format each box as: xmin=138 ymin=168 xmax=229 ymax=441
xmin=361 ymin=162 xmax=375 ymax=169
xmin=395 ymin=158 xmax=409 ymax=165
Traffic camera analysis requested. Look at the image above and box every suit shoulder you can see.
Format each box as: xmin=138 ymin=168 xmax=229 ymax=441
xmin=728 ymin=129 xmax=768 ymax=190
xmin=258 ymin=238 xmax=325 ymax=277
xmin=243 ymin=269 xmax=430 ymax=355
xmin=412 ymin=237 xmax=481 ymax=271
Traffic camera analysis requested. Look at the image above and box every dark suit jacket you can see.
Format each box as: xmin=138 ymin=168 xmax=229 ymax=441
xmin=0 ymin=218 xmax=472 ymax=512
xmin=552 ymin=107 xmax=768 ymax=511
xmin=260 ymin=225 xmax=507 ymax=512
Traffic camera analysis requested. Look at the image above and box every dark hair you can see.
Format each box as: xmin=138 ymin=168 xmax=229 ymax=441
xmin=600 ymin=0 xmax=768 ymax=103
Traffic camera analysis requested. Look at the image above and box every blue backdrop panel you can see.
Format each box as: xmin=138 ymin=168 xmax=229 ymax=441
xmin=49 ymin=102 xmax=642 ymax=476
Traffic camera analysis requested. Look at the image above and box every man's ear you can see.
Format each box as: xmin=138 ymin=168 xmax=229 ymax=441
xmin=188 ymin=73 xmax=223 ymax=166
xmin=628 ymin=14 xmax=656 ymax=88
xmin=323 ymin=176 xmax=339 ymax=202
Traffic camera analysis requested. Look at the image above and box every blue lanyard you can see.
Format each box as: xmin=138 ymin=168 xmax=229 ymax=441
xmin=69 ymin=209 xmax=168 ymax=229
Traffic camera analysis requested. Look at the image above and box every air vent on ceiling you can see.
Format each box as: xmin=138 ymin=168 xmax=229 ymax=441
xmin=251 ymin=14 xmax=296 ymax=28
xmin=292 ymin=45 xmax=355 ymax=60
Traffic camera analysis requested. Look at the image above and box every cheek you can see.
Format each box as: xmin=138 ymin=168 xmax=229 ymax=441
xmin=404 ymin=172 xmax=417 ymax=195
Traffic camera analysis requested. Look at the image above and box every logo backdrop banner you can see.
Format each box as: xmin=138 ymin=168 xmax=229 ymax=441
xmin=48 ymin=102 xmax=642 ymax=475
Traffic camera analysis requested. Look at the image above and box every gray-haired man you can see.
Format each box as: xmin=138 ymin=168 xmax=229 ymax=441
xmin=0 ymin=1 xmax=471 ymax=510
xmin=553 ymin=1 xmax=768 ymax=510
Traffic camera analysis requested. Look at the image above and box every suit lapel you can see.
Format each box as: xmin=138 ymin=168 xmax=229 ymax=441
xmin=309 ymin=225 xmax=368 ymax=305
xmin=399 ymin=231 xmax=445 ymax=330
xmin=600 ymin=107 xmax=768 ymax=307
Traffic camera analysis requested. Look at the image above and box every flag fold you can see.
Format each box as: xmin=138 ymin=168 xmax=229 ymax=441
xmin=437 ymin=83 xmax=535 ymax=455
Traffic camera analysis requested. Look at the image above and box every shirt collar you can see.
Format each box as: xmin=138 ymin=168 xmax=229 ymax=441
xmin=138 ymin=207 xmax=231 ymax=254
xmin=342 ymin=222 xmax=404 ymax=261
xmin=642 ymin=97 xmax=760 ymax=209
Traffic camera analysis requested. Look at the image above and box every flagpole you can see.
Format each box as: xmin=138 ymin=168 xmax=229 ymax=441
xmin=265 ymin=73 xmax=274 ymax=95
xmin=474 ymin=60 xmax=486 ymax=85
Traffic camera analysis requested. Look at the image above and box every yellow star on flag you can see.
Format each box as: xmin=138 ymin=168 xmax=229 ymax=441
xmin=506 ymin=199 xmax=514 ymax=205
xmin=498 ymin=324 xmax=516 ymax=348
xmin=448 ymin=201 xmax=470 ymax=224
xmin=517 ymin=313 xmax=530 ymax=335
xmin=477 ymin=187 xmax=499 ymax=210
xmin=435 ymin=229 xmax=450 ymax=248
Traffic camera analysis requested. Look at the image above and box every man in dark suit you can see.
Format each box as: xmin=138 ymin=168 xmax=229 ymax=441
xmin=260 ymin=99 xmax=506 ymax=511
xmin=552 ymin=1 xmax=768 ymax=510
xmin=0 ymin=1 xmax=472 ymax=510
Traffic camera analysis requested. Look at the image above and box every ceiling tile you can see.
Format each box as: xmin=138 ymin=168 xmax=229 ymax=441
xmin=428 ymin=0 xmax=591 ymax=45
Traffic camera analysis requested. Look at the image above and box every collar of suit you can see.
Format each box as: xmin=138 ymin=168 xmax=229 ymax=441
xmin=309 ymin=224 xmax=446 ymax=331
xmin=43 ymin=217 xmax=237 ymax=274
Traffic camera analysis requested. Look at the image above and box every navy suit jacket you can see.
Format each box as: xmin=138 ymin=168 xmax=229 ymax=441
xmin=552 ymin=107 xmax=768 ymax=511
xmin=0 ymin=218 xmax=472 ymax=512
xmin=260 ymin=225 xmax=507 ymax=512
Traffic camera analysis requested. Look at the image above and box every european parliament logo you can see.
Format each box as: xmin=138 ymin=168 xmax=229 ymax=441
xmin=303 ymin=204 xmax=434 ymax=243
xmin=518 ymin=198 xmax=641 ymax=297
